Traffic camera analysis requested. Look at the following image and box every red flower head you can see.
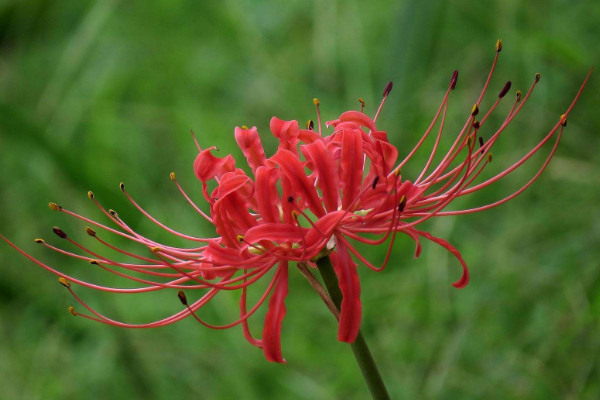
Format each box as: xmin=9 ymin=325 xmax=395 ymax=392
xmin=2 ymin=41 xmax=591 ymax=363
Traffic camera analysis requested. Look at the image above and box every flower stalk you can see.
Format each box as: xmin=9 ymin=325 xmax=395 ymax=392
xmin=317 ymin=256 xmax=390 ymax=400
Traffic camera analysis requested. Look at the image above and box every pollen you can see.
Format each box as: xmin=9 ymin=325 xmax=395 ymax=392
xmin=48 ymin=202 xmax=62 ymax=211
xmin=471 ymin=104 xmax=479 ymax=116
xmin=151 ymin=247 xmax=161 ymax=253
xmin=313 ymin=98 xmax=320 ymax=106
xmin=487 ymin=153 xmax=494 ymax=162
xmin=119 ymin=182 xmax=125 ymax=191
xmin=58 ymin=277 xmax=70 ymax=288
xmin=560 ymin=114 xmax=567 ymax=126
xmin=495 ymin=39 xmax=503 ymax=52
xmin=170 ymin=172 xmax=176 ymax=181
xmin=34 ymin=238 xmax=45 ymax=244
xmin=90 ymin=259 xmax=100 ymax=265
xmin=241 ymin=125 xmax=248 ymax=130
xmin=236 ymin=235 xmax=244 ymax=242
xmin=87 ymin=191 xmax=94 ymax=199
xmin=109 ymin=209 xmax=118 ymax=216
xmin=358 ymin=98 xmax=366 ymax=108
xmin=306 ymin=120 xmax=314 ymax=130
xmin=68 ymin=306 xmax=77 ymax=316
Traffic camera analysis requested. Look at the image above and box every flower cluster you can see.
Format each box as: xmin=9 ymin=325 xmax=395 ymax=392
xmin=2 ymin=41 xmax=590 ymax=363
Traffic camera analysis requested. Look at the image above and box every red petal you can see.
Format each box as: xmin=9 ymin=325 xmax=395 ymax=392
xmin=270 ymin=117 xmax=300 ymax=155
xmin=244 ymin=223 xmax=305 ymax=244
xmin=330 ymin=238 xmax=362 ymax=342
xmin=263 ymin=262 xmax=289 ymax=363
xmin=194 ymin=147 xmax=236 ymax=182
xmin=235 ymin=126 xmax=266 ymax=173
xmin=301 ymin=140 xmax=339 ymax=212
xmin=341 ymin=128 xmax=364 ymax=210
xmin=270 ymin=149 xmax=324 ymax=218
xmin=255 ymin=167 xmax=281 ymax=223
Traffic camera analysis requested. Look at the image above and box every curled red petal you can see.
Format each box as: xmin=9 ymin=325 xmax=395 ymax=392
xmin=263 ymin=262 xmax=289 ymax=363
xmin=301 ymin=140 xmax=339 ymax=212
xmin=194 ymin=147 xmax=236 ymax=182
xmin=340 ymin=128 xmax=364 ymax=210
xmin=330 ymin=237 xmax=362 ymax=343
xmin=235 ymin=126 xmax=266 ymax=173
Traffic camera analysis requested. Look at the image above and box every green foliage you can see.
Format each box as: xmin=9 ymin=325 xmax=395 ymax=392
xmin=1 ymin=0 xmax=599 ymax=398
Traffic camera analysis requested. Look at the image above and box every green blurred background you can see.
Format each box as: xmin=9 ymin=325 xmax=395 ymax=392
xmin=1 ymin=0 xmax=599 ymax=399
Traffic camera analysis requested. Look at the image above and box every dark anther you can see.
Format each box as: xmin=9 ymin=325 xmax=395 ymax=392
xmin=178 ymin=291 xmax=188 ymax=306
xmin=109 ymin=209 xmax=117 ymax=216
xmin=498 ymin=81 xmax=512 ymax=98
xmin=372 ymin=176 xmax=380 ymax=190
xmin=450 ymin=70 xmax=458 ymax=90
xmin=478 ymin=137 xmax=484 ymax=148
xmin=383 ymin=81 xmax=393 ymax=97
xmin=535 ymin=73 xmax=541 ymax=82
xmin=473 ymin=120 xmax=480 ymax=130
xmin=307 ymin=120 xmax=314 ymax=130
xmin=53 ymin=227 xmax=68 ymax=239
xmin=287 ymin=196 xmax=294 ymax=203
xmin=119 ymin=182 xmax=125 ymax=191
xmin=398 ymin=196 xmax=407 ymax=212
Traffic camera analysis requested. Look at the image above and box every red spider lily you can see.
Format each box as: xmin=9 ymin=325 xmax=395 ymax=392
xmin=1 ymin=41 xmax=591 ymax=363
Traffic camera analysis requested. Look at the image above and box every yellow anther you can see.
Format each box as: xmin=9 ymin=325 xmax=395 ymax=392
xmin=151 ymin=247 xmax=161 ymax=253
xmin=170 ymin=172 xmax=176 ymax=181
xmin=119 ymin=182 xmax=125 ymax=191
xmin=34 ymin=238 xmax=45 ymax=244
xmin=68 ymin=306 xmax=77 ymax=316
xmin=291 ymin=210 xmax=299 ymax=220
xmin=467 ymin=135 xmax=474 ymax=147
xmin=85 ymin=227 xmax=96 ymax=237
xmin=516 ymin=90 xmax=522 ymax=102
xmin=236 ymin=235 xmax=244 ymax=242
xmin=109 ymin=209 xmax=117 ymax=216
xmin=358 ymin=97 xmax=366 ymax=108
xmin=58 ymin=277 xmax=70 ymax=288
xmin=313 ymin=98 xmax=320 ymax=106
xmin=87 ymin=191 xmax=94 ymax=199
xmin=241 ymin=125 xmax=248 ymax=130
xmin=495 ymin=39 xmax=503 ymax=52
xmin=49 ymin=202 xmax=62 ymax=211
xmin=471 ymin=104 xmax=479 ymax=116
xmin=394 ymin=168 xmax=401 ymax=177
xmin=90 ymin=259 xmax=100 ymax=265
xmin=487 ymin=153 xmax=493 ymax=162
xmin=560 ymin=114 xmax=567 ymax=127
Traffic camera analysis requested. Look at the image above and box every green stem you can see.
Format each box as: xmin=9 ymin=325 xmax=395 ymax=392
xmin=316 ymin=256 xmax=390 ymax=400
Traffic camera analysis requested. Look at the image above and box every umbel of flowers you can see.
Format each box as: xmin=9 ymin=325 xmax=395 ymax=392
xmin=2 ymin=41 xmax=590 ymax=364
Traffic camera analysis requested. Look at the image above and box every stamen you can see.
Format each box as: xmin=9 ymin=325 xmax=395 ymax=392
xmin=49 ymin=202 xmax=62 ymax=211
xmin=398 ymin=195 xmax=407 ymax=212
xmin=450 ymin=70 xmax=458 ymax=90
xmin=499 ymin=81 xmax=512 ymax=98
xmin=88 ymin=191 xmax=94 ymax=199
xmin=53 ymin=227 xmax=68 ymax=239
xmin=516 ymin=90 xmax=522 ymax=102
xmin=313 ymin=98 xmax=322 ymax=135
xmin=86 ymin=227 xmax=96 ymax=237
xmin=306 ymin=120 xmax=314 ymax=130
xmin=358 ymin=97 xmax=365 ymax=113
xmin=495 ymin=39 xmax=503 ymax=52
xmin=58 ymin=277 xmax=70 ymax=288
xmin=374 ymin=81 xmax=393 ymax=122
xmin=34 ymin=238 xmax=45 ymax=244
xmin=382 ymin=81 xmax=393 ymax=97
xmin=471 ymin=104 xmax=479 ymax=116
xmin=560 ymin=114 xmax=567 ymax=127
xmin=178 ymin=290 xmax=188 ymax=306
xmin=68 ymin=306 xmax=78 ymax=316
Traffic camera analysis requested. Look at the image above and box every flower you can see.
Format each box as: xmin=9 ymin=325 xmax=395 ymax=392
xmin=1 ymin=41 xmax=591 ymax=363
